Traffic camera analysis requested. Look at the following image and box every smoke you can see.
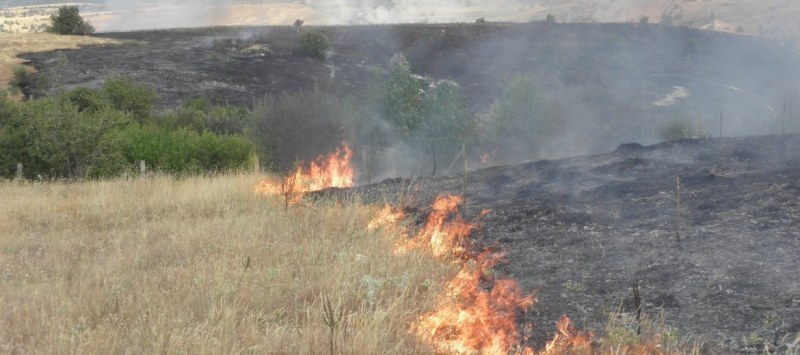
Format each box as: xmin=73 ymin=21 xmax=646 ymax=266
xmin=84 ymin=0 xmax=529 ymax=32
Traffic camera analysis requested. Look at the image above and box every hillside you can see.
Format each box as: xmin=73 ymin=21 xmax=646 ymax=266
xmin=333 ymin=134 xmax=800 ymax=353
xmin=3 ymin=1 xmax=800 ymax=40
xmin=21 ymin=23 xmax=800 ymax=160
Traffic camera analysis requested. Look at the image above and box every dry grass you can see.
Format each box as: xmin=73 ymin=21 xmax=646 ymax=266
xmin=0 ymin=173 xmax=451 ymax=354
xmin=0 ymin=33 xmax=119 ymax=99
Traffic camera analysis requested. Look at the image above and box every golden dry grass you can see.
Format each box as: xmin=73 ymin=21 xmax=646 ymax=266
xmin=0 ymin=173 xmax=451 ymax=354
xmin=0 ymin=33 xmax=119 ymax=99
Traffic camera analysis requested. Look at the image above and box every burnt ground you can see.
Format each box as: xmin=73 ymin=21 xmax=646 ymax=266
xmin=20 ymin=23 xmax=800 ymax=153
xmin=326 ymin=134 xmax=800 ymax=353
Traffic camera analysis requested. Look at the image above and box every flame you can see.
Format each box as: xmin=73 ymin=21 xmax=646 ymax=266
xmin=415 ymin=250 xmax=536 ymax=355
xmin=257 ymin=142 xmax=354 ymax=201
xmin=377 ymin=194 xmax=599 ymax=354
xmin=394 ymin=194 xmax=475 ymax=258
xmin=367 ymin=204 xmax=406 ymax=232
xmin=480 ymin=152 xmax=492 ymax=165
xmin=542 ymin=316 xmax=594 ymax=354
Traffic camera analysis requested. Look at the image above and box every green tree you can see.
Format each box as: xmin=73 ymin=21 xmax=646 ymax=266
xmin=419 ymin=80 xmax=473 ymax=161
xmin=47 ymin=6 xmax=94 ymax=35
xmin=299 ymin=30 xmax=331 ymax=59
xmin=370 ymin=53 xmax=424 ymax=137
xmin=482 ymin=74 xmax=563 ymax=159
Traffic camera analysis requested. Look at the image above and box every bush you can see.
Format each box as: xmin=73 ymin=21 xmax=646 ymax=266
xmin=47 ymin=6 xmax=94 ymax=35
xmin=65 ymin=87 xmax=106 ymax=112
xmin=12 ymin=96 xmax=132 ymax=178
xmin=0 ymin=91 xmax=21 ymax=177
xmin=115 ymin=125 xmax=255 ymax=174
xmin=102 ymin=76 xmax=158 ymax=121
xmin=158 ymin=98 xmax=251 ymax=135
xmin=418 ymin=80 xmax=474 ymax=161
xmin=10 ymin=66 xmax=35 ymax=96
xmin=480 ymin=74 xmax=563 ymax=159
xmin=250 ymin=88 xmax=352 ymax=169
xmin=369 ymin=53 xmax=424 ymax=137
xmin=299 ymin=30 xmax=331 ymax=59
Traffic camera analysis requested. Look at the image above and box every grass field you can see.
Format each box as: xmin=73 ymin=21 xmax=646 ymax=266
xmin=0 ymin=173 xmax=451 ymax=353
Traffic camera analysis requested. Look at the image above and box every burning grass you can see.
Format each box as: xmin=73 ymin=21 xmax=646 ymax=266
xmin=0 ymin=173 xmax=452 ymax=353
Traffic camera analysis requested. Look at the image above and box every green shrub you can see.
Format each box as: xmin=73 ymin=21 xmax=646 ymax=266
xmin=480 ymin=74 xmax=563 ymax=159
xmin=299 ymin=30 xmax=331 ymax=59
xmin=47 ymin=6 xmax=94 ymax=35
xmin=368 ymin=53 xmax=424 ymax=137
xmin=13 ymin=96 xmax=132 ymax=178
xmin=65 ymin=87 xmax=106 ymax=112
xmin=250 ymin=88 xmax=351 ymax=169
xmin=115 ymin=124 xmax=255 ymax=174
xmin=0 ymin=91 xmax=21 ymax=177
xmin=419 ymin=80 xmax=474 ymax=161
xmin=102 ymin=76 xmax=158 ymax=121
xmin=158 ymin=98 xmax=251 ymax=135
xmin=10 ymin=66 xmax=35 ymax=95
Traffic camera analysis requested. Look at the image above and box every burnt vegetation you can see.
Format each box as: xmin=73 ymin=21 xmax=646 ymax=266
xmin=3 ymin=20 xmax=800 ymax=352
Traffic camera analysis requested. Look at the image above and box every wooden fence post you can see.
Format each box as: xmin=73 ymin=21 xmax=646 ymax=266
xmin=139 ymin=160 xmax=146 ymax=179
xmin=15 ymin=163 xmax=23 ymax=181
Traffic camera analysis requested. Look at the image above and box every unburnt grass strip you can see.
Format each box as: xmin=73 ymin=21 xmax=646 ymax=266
xmin=0 ymin=173 xmax=451 ymax=354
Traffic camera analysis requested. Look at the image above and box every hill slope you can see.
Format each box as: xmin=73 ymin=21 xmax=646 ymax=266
xmin=3 ymin=1 xmax=800 ymax=39
xmin=21 ymin=23 xmax=800 ymax=159
xmin=341 ymin=134 xmax=800 ymax=353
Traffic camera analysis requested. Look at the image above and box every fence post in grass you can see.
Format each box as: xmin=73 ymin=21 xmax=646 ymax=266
xmin=139 ymin=160 xmax=146 ymax=179
xmin=15 ymin=163 xmax=23 ymax=181
xmin=253 ymin=155 xmax=260 ymax=174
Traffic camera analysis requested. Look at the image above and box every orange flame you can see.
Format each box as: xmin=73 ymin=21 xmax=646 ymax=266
xmin=394 ymin=194 xmax=475 ymax=258
xmin=480 ymin=152 xmax=492 ymax=165
xmin=542 ymin=316 xmax=594 ymax=354
xmin=257 ymin=142 xmax=354 ymax=200
xmin=415 ymin=250 xmax=536 ymax=355
xmin=363 ymin=194 xmax=603 ymax=354
xmin=367 ymin=204 xmax=406 ymax=232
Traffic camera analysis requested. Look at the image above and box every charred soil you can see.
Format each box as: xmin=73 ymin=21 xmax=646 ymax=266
xmin=328 ymin=135 xmax=800 ymax=353
xmin=19 ymin=23 xmax=800 ymax=153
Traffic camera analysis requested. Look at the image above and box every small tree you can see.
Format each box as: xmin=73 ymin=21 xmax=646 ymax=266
xmin=293 ymin=19 xmax=304 ymax=28
xmin=47 ymin=6 xmax=94 ymax=35
xmin=299 ymin=31 xmax=331 ymax=60
xmin=639 ymin=15 xmax=649 ymax=24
